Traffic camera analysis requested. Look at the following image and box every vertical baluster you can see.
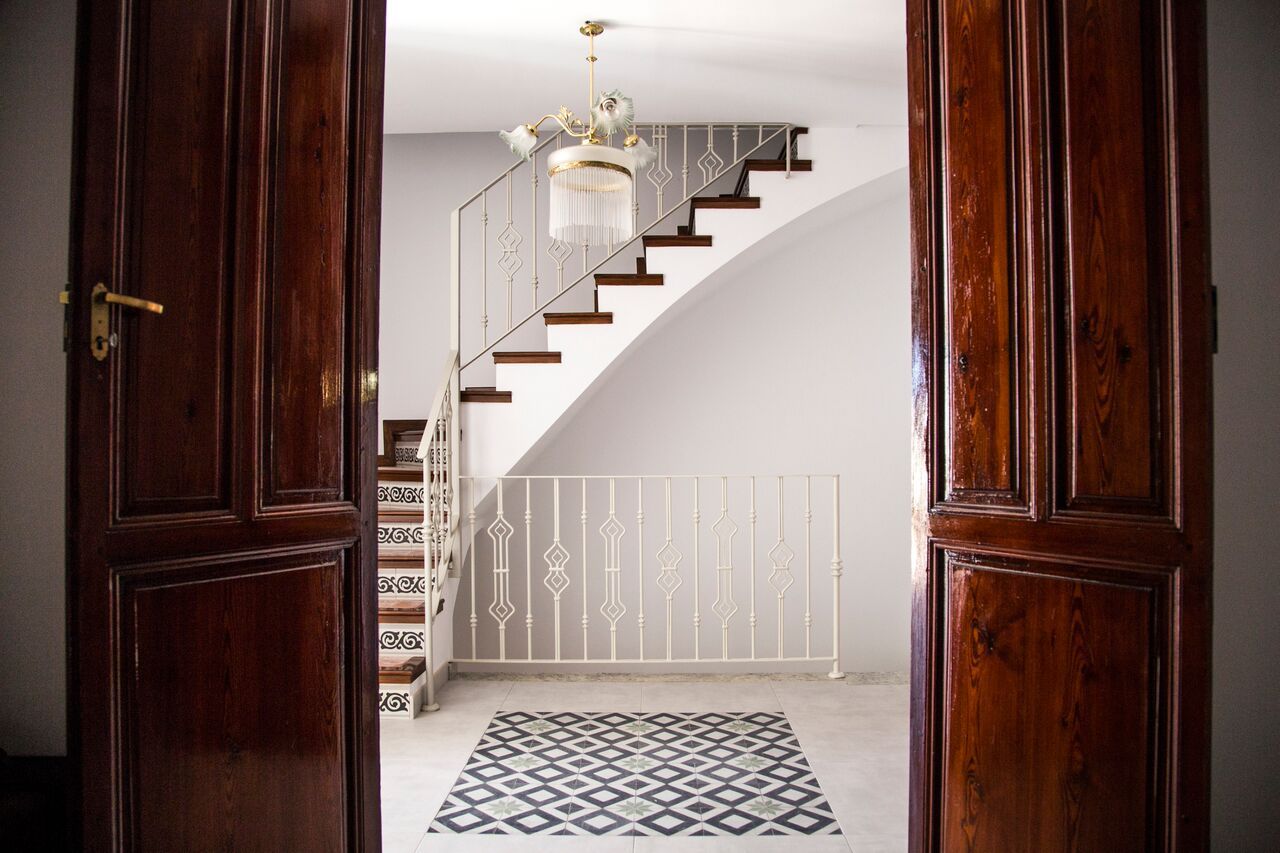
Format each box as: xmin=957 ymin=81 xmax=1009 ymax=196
xmin=749 ymin=476 xmax=758 ymax=660
xmin=712 ymin=476 xmax=738 ymax=661
xmin=547 ymin=478 xmax=564 ymax=661
xmin=758 ymin=124 xmax=764 ymax=146
xmin=468 ymin=478 xmax=477 ymax=658
xmin=657 ymin=477 xmax=682 ymax=661
xmin=581 ymin=478 xmax=589 ymax=659
xmin=531 ymin=151 xmax=540 ymax=314
xmin=480 ymin=192 xmax=489 ymax=348
xmin=830 ymin=476 xmax=845 ymax=679
xmin=804 ymin=475 xmax=813 ymax=658
xmin=581 ymin=242 xmax=589 ymax=277
xmin=732 ymin=124 xmax=739 ymax=163
xmin=502 ymin=173 xmax=516 ymax=331
xmin=681 ymin=125 xmax=689 ymax=198
xmin=488 ymin=480 xmax=514 ymax=661
xmin=631 ymin=163 xmax=639 ymax=236
xmin=636 ymin=478 xmax=645 ymax=661
xmin=599 ymin=478 xmax=625 ymax=661
xmin=692 ymin=477 xmax=701 ymax=661
xmin=770 ymin=477 xmax=794 ymax=659
xmin=785 ymin=123 xmax=792 ymax=178
xmin=525 ymin=478 xmax=533 ymax=660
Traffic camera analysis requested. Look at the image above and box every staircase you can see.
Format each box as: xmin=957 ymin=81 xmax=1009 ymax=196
xmin=376 ymin=430 xmax=432 ymax=717
xmin=378 ymin=123 xmax=906 ymax=715
xmin=461 ymin=126 xmax=907 ymax=481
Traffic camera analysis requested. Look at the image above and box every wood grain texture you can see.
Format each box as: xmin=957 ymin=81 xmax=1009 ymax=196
xmin=908 ymin=0 xmax=1211 ymax=849
xmin=940 ymin=551 xmax=1162 ymax=852
xmin=67 ymin=0 xmax=387 ymax=847
xmin=120 ymin=556 xmax=346 ymax=851
xmin=936 ymin=0 xmax=1026 ymax=508
xmin=262 ymin=0 xmax=353 ymax=507
xmin=1052 ymin=0 xmax=1170 ymax=517
xmin=116 ymin=0 xmax=235 ymax=519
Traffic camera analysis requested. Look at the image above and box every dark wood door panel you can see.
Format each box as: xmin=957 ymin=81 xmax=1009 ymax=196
xmin=909 ymin=0 xmax=1210 ymax=849
xmin=1050 ymin=0 xmax=1172 ymax=520
xmin=118 ymin=549 xmax=348 ymax=850
xmin=115 ymin=0 xmax=241 ymax=520
xmin=262 ymin=0 xmax=354 ymax=509
xmin=69 ymin=0 xmax=386 ymax=847
xmin=936 ymin=0 xmax=1030 ymax=511
xmin=937 ymin=548 xmax=1166 ymax=852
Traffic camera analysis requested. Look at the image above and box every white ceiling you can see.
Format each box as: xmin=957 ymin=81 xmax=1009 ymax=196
xmin=384 ymin=1 xmax=908 ymax=134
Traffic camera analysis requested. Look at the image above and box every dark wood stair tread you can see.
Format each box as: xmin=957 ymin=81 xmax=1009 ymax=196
xmin=379 ymin=554 xmax=425 ymax=569
xmin=594 ymin=273 xmax=663 ymax=286
xmin=643 ymin=235 xmax=713 ymax=248
xmin=693 ymin=196 xmax=761 ymax=209
xmin=493 ymin=351 xmax=561 ymax=364
xmin=379 ymin=600 xmax=425 ymax=623
xmin=379 ymin=509 xmax=424 ymax=524
xmin=379 ymin=655 xmax=425 ymax=683
xmin=744 ymin=159 xmax=813 ymax=171
xmin=378 ymin=466 xmax=424 ymax=481
xmin=461 ymin=387 xmax=513 ymax=402
xmin=544 ymin=312 xmax=613 ymax=325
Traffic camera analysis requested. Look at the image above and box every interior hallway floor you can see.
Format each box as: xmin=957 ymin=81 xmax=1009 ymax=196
xmin=380 ymin=678 xmax=908 ymax=852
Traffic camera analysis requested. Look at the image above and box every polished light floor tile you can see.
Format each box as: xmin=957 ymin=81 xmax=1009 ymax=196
xmin=428 ymin=710 xmax=841 ymax=838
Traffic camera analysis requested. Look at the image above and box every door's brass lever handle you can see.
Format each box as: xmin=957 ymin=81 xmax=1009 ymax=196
xmin=99 ymin=290 xmax=164 ymax=315
xmin=72 ymin=282 xmax=165 ymax=361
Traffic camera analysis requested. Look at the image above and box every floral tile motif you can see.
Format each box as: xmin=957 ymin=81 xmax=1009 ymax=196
xmin=428 ymin=711 xmax=840 ymax=837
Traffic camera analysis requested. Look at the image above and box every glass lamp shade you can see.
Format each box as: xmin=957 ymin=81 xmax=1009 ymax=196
xmin=547 ymin=142 xmax=634 ymax=247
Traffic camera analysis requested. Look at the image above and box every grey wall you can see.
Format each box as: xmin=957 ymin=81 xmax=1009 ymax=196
xmin=378 ymin=133 xmax=514 ymax=440
xmin=0 ymin=0 xmax=75 ymax=757
xmin=1207 ymin=0 xmax=1280 ymax=847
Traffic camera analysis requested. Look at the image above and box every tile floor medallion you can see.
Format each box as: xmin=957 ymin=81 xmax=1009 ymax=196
xmin=428 ymin=710 xmax=841 ymax=837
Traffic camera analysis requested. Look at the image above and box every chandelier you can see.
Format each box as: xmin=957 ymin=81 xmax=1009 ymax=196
xmin=499 ymin=21 xmax=655 ymax=247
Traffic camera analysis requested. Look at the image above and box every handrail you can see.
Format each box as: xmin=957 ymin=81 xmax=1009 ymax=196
xmin=415 ymin=348 xmax=459 ymax=461
xmin=459 ymin=123 xmax=792 ymax=371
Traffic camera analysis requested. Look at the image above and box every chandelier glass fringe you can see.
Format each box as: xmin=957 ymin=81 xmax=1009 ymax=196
xmin=498 ymin=21 xmax=644 ymax=244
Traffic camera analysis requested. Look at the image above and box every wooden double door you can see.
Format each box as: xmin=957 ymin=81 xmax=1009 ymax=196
xmin=64 ymin=0 xmax=1210 ymax=849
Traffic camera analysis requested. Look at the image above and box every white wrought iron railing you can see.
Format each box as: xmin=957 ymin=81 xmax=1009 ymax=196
xmin=415 ymin=349 xmax=460 ymax=712
xmin=452 ymin=122 xmax=798 ymax=378
xmin=451 ymin=474 xmax=844 ymax=676
xmin=412 ymin=123 xmax=815 ymax=709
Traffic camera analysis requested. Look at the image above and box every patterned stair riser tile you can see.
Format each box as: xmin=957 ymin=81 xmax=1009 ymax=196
xmin=429 ymin=711 xmax=840 ymax=837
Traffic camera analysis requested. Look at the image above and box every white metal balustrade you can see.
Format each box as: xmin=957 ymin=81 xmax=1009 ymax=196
xmin=447 ymin=474 xmax=845 ymax=677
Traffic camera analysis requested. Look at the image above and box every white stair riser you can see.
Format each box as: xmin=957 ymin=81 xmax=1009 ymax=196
xmin=379 ymin=674 xmax=425 ymax=718
xmin=379 ymin=622 xmax=424 ymax=653
xmin=378 ymin=521 xmax=423 ymax=552
xmin=377 ymin=481 xmax=424 ymax=509
xmin=378 ymin=570 xmax=426 ymax=597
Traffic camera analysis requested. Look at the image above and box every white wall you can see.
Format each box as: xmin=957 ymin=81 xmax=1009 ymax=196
xmin=466 ymin=176 xmax=913 ymax=673
xmin=0 ymin=0 xmax=74 ymax=756
xmin=1207 ymin=0 xmax=1280 ymax=847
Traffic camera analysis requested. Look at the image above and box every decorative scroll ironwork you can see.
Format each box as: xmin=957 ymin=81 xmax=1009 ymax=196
xmin=711 ymin=477 xmax=739 ymax=659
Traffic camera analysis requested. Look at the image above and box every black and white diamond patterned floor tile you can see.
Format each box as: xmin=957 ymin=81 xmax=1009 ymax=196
xmin=427 ymin=710 xmax=841 ymax=837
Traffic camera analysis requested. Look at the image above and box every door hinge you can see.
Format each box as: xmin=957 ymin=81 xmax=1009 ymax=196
xmin=59 ymin=287 xmax=70 ymax=353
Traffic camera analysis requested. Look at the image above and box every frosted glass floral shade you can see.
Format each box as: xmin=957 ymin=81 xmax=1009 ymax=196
xmin=547 ymin=143 xmax=634 ymax=247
